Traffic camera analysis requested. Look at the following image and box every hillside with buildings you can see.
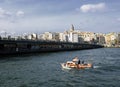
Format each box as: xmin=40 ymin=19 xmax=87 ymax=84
xmin=0 ymin=25 xmax=120 ymax=47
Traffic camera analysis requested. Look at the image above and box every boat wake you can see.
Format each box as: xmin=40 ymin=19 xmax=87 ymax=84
xmin=93 ymin=65 xmax=101 ymax=69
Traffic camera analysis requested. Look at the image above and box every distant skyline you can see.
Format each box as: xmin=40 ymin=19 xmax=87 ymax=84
xmin=0 ymin=0 xmax=120 ymax=35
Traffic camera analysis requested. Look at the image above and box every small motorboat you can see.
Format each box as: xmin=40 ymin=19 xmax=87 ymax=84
xmin=61 ymin=57 xmax=93 ymax=69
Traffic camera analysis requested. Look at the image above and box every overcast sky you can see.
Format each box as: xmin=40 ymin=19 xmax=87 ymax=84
xmin=0 ymin=0 xmax=120 ymax=35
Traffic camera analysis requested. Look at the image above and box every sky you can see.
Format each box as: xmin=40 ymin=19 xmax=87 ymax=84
xmin=0 ymin=0 xmax=120 ymax=35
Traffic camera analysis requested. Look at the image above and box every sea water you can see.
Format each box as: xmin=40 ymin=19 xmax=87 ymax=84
xmin=0 ymin=48 xmax=120 ymax=87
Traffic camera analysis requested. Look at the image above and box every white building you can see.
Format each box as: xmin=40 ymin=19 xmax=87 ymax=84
xmin=69 ymin=32 xmax=78 ymax=43
xmin=42 ymin=32 xmax=52 ymax=40
xmin=37 ymin=34 xmax=44 ymax=40
xmin=59 ymin=32 xmax=69 ymax=42
xmin=42 ymin=32 xmax=59 ymax=41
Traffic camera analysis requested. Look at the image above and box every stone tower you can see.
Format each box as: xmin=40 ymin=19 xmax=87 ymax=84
xmin=70 ymin=24 xmax=74 ymax=32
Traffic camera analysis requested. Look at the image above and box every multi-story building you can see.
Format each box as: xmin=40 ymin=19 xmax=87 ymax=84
xmin=95 ymin=33 xmax=106 ymax=45
xmin=42 ymin=32 xmax=59 ymax=41
xmin=59 ymin=32 xmax=69 ymax=42
xmin=64 ymin=24 xmax=79 ymax=43
xmin=69 ymin=32 xmax=78 ymax=43
xmin=52 ymin=32 xmax=59 ymax=41
xmin=105 ymin=32 xmax=118 ymax=47
xmin=37 ymin=34 xmax=44 ymax=40
xmin=117 ymin=33 xmax=120 ymax=45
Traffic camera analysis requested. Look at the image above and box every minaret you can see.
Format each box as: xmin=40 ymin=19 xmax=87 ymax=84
xmin=70 ymin=24 xmax=74 ymax=32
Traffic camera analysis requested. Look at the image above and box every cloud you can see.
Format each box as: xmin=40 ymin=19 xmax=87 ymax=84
xmin=0 ymin=30 xmax=6 ymax=33
xmin=0 ymin=8 xmax=12 ymax=18
xmin=80 ymin=3 xmax=106 ymax=13
xmin=0 ymin=8 xmax=25 ymax=34
xmin=16 ymin=11 xmax=24 ymax=17
xmin=0 ymin=8 xmax=25 ymax=19
xmin=117 ymin=18 xmax=120 ymax=22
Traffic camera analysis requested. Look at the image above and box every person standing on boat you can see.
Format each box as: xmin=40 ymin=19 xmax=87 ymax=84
xmin=82 ymin=60 xmax=84 ymax=64
xmin=78 ymin=59 xmax=81 ymax=64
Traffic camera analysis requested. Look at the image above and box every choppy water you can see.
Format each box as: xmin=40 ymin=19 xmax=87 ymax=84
xmin=0 ymin=48 xmax=120 ymax=87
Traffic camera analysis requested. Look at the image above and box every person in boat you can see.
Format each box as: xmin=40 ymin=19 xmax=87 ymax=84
xmin=82 ymin=60 xmax=84 ymax=64
xmin=78 ymin=59 xmax=81 ymax=64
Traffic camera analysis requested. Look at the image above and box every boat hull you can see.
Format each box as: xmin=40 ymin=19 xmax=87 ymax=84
xmin=76 ymin=64 xmax=93 ymax=69
xmin=61 ymin=63 xmax=93 ymax=69
xmin=61 ymin=63 xmax=72 ymax=69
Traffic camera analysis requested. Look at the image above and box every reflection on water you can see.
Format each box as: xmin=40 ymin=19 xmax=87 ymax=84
xmin=0 ymin=48 xmax=120 ymax=87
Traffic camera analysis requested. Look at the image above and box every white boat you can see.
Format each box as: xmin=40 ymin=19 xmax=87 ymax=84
xmin=61 ymin=59 xmax=93 ymax=69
